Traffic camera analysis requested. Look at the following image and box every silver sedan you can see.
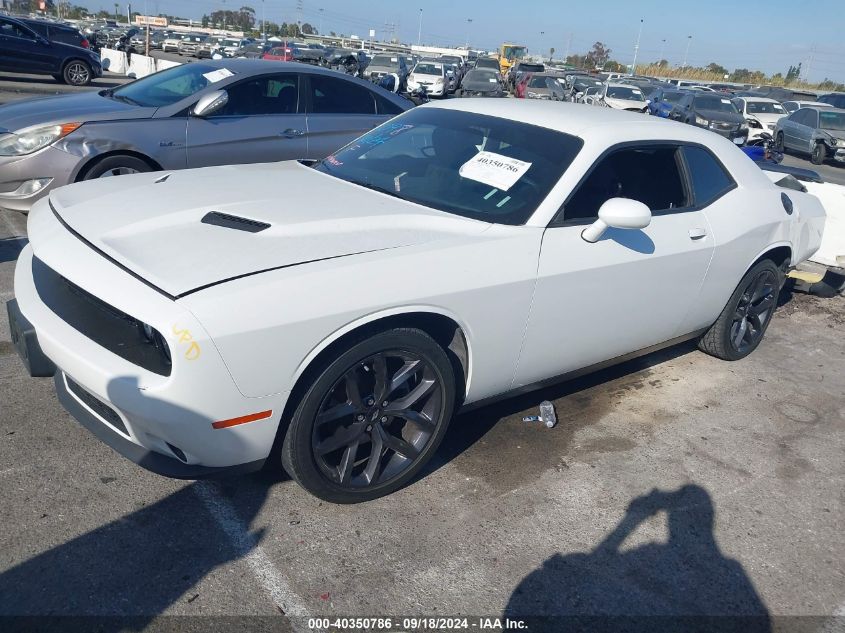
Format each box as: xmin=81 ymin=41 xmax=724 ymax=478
xmin=0 ymin=59 xmax=410 ymax=212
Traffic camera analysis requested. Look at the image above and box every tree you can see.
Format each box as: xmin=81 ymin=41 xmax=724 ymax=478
xmin=785 ymin=62 xmax=802 ymax=84
xmin=201 ymin=15 xmax=208 ymax=27
xmin=656 ymin=59 xmax=669 ymax=68
xmin=565 ymin=53 xmax=587 ymax=69
xmin=604 ymin=60 xmax=624 ymax=72
xmin=731 ymin=68 xmax=752 ymax=82
xmin=705 ymin=62 xmax=728 ymax=76
xmin=584 ymin=41 xmax=610 ymax=69
xmin=300 ymin=22 xmax=316 ymax=35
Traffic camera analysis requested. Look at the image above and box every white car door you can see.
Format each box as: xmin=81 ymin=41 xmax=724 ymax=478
xmin=513 ymin=143 xmax=715 ymax=389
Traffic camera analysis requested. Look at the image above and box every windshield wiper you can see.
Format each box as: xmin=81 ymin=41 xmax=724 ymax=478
xmin=348 ymin=180 xmax=406 ymax=201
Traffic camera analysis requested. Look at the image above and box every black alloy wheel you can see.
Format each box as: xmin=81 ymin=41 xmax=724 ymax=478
xmin=281 ymin=328 xmax=455 ymax=503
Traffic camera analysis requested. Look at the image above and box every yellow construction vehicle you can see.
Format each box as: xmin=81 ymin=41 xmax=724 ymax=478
xmin=499 ymin=43 xmax=527 ymax=75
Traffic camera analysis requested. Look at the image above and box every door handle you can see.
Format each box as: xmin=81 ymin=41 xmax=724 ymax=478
xmin=688 ymin=228 xmax=707 ymax=240
xmin=280 ymin=128 xmax=304 ymax=138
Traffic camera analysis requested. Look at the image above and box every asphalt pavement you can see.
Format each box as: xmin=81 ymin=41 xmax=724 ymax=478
xmin=0 ymin=68 xmax=844 ymax=629
xmin=0 ymin=197 xmax=844 ymax=630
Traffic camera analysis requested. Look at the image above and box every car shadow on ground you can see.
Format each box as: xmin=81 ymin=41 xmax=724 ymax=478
xmin=504 ymin=484 xmax=772 ymax=633
xmin=0 ymin=237 xmax=27 ymax=264
xmin=423 ymin=338 xmax=700 ymax=479
xmin=0 ymin=376 xmax=289 ymax=630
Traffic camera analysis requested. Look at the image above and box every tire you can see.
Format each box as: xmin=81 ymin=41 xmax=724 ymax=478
xmin=281 ymin=328 xmax=456 ymax=503
xmin=82 ymin=155 xmax=152 ymax=180
xmin=63 ymin=60 xmax=92 ymax=86
xmin=811 ymin=142 xmax=825 ymax=165
xmin=698 ymin=259 xmax=782 ymax=361
xmin=775 ymin=132 xmax=785 ymax=153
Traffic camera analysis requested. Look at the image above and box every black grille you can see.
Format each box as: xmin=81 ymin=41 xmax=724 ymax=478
xmin=32 ymin=256 xmax=172 ymax=376
xmin=65 ymin=375 xmax=128 ymax=435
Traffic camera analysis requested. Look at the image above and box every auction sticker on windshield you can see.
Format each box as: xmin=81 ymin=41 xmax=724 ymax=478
xmin=203 ymin=68 xmax=235 ymax=83
xmin=459 ymin=151 xmax=532 ymax=191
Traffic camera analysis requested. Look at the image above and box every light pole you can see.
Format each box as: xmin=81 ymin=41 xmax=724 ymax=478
xmin=417 ymin=8 xmax=422 ymax=46
xmin=261 ymin=0 xmax=265 ymax=40
xmin=318 ymin=7 xmax=323 ymax=35
xmin=659 ymin=38 xmax=666 ymax=63
xmin=465 ymin=18 xmax=472 ymax=49
xmin=113 ymin=3 xmax=118 ymax=21
xmin=682 ymin=35 xmax=692 ymax=67
xmin=631 ymin=18 xmax=643 ymax=75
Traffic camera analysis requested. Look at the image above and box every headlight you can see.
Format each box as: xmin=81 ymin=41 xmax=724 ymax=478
xmin=695 ymin=116 xmax=709 ymax=126
xmin=739 ymin=123 xmax=749 ymax=132
xmin=0 ymin=123 xmax=81 ymax=156
xmin=746 ymin=118 xmax=762 ymax=128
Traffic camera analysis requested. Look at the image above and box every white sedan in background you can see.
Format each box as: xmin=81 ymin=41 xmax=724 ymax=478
xmin=8 ymin=101 xmax=825 ymax=503
xmin=596 ymin=82 xmax=648 ymax=112
xmin=732 ymin=96 xmax=788 ymax=141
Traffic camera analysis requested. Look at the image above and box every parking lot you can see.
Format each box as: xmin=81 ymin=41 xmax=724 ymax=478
xmin=2 ymin=28 xmax=845 ymax=629
xmin=1 ymin=175 xmax=844 ymax=632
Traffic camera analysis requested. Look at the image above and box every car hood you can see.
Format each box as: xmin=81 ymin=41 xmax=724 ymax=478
xmin=696 ymin=109 xmax=744 ymax=124
xmin=821 ymin=129 xmax=845 ymax=141
xmin=0 ymin=91 xmax=152 ymax=132
xmin=48 ymin=161 xmax=488 ymax=297
xmin=604 ymin=97 xmax=646 ymax=109
xmin=462 ymin=81 xmax=500 ymax=91
xmin=747 ymin=112 xmax=784 ymax=125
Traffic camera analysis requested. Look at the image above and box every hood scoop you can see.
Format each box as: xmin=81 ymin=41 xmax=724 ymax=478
xmin=201 ymin=211 xmax=271 ymax=233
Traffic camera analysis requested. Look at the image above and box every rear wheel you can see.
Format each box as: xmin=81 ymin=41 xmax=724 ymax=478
xmin=281 ymin=328 xmax=456 ymax=503
xmin=82 ymin=155 xmax=152 ymax=180
xmin=63 ymin=60 xmax=92 ymax=86
xmin=775 ymin=132 xmax=785 ymax=153
xmin=699 ymin=260 xmax=781 ymax=361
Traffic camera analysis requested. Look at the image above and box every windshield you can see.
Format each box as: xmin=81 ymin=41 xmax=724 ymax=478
xmin=221 ymin=39 xmax=240 ymax=47
xmin=314 ymin=108 xmax=583 ymax=225
xmin=413 ymin=63 xmax=442 ymax=76
xmin=518 ymin=64 xmax=544 ymax=73
xmin=694 ymin=96 xmax=738 ymax=113
xmin=502 ymin=45 xmax=526 ymax=60
xmin=606 ymin=86 xmax=644 ymax=101
xmin=182 ymin=35 xmax=205 ymax=42
xmin=370 ymin=55 xmax=399 ymax=68
xmin=746 ymin=101 xmax=785 ymax=114
xmin=528 ymin=76 xmax=549 ymax=88
xmin=464 ymin=70 xmax=498 ymax=84
xmin=110 ymin=63 xmax=219 ymax=107
xmin=475 ymin=58 xmax=499 ymax=70
xmin=820 ymin=111 xmax=845 ymax=131
xmin=662 ymin=91 xmax=685 ymax=103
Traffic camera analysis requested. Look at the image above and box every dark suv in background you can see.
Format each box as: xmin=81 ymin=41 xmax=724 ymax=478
xmin=818 ymin=93 xmax=845 ymax=109
xmin=18 ymin=17 xmax=90 ymax=49
xmin=0 ymin=15 xmax=102 ymax=85
xmin=669 ymin=92 xmax=749 ymax=145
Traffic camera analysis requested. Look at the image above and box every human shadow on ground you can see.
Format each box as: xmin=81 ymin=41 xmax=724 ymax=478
xmin=504 ymin=484 xmax=771 ymax=633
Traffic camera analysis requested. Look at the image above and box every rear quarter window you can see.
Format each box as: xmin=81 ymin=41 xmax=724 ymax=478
xmin=682 ymin=145 xmax=736 ymax=206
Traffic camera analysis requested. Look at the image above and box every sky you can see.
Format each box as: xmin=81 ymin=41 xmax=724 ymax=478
xmin=79 ymin=0 xmax=844 ymax=82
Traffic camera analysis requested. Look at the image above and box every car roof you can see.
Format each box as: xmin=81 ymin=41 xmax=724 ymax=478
xmin=739 ymin=96 xmax=780 ymax=103
xmin=805 ymin=106 xmax=845 ymax=113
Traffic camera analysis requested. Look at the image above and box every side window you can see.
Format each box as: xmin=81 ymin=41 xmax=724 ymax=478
xmin=807 ymin=110 xmax=819 ymax=128
xmin=216 ymin=74 xmax=299 ymax=116
xmin=309 ymin=75 xmax=376 ymax=115
xmin=793 ymin=110 xmax=810 ymax=126
xmin=0 ymin=19 xmax=34 ymax=39
xmin=374 ymin=92 xmax=403 ymax=115
xmin=681 ymin=146 xmax=735 ymax=207
xmin=564 ymin=146 xmax=687 ymax=222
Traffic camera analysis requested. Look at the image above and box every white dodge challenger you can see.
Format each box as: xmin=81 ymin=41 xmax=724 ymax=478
xmin=8 ymin=100 xmax=826 ymax=503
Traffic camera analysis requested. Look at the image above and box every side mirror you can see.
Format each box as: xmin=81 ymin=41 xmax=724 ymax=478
xmin=193 ymin=89 xmax=228 ymax=117
xmin=582 ymin=198 xmax=652 ymax=243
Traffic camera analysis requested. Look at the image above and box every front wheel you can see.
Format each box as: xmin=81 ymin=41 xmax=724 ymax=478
xmin=698 ymin=260 xmax=781 ymax=361
xmin=82 ymin=155 xmax=152 ymax=179
xmin=281 ymin=328 xmax=456 ymax=503
xmin=63 ymin=60 xmax=92 ymax=86
xmin=811 ymin=142 xmax=825 ymax=165
xmin=775 ymin=132 xmax=785 ymax=153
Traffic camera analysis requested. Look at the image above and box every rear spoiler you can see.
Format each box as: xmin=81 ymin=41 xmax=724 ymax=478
xmin=758 ymin=163 xmax=824 ymax=183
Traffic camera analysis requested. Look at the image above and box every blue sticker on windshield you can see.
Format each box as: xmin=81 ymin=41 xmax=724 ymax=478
xmin=360 ymin=122 xmax=415 ymax=146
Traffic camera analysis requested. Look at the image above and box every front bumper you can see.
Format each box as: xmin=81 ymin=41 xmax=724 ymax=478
xmin=0 ymin=146 xmax=78 ymax=213
xmin=10 ymin=203 xmax=289 ymax=476
xmin=408 ymin=81 xmax=444 ymax=96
